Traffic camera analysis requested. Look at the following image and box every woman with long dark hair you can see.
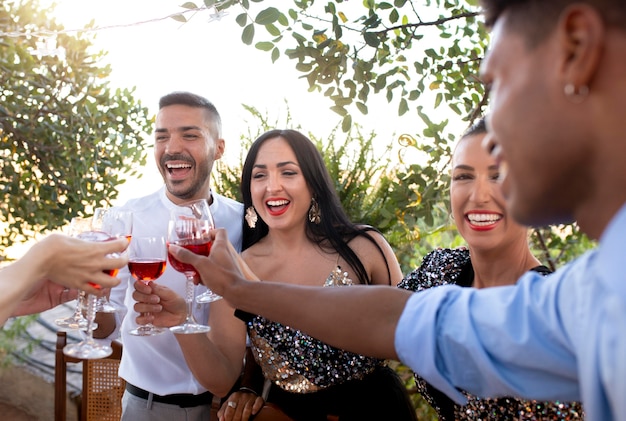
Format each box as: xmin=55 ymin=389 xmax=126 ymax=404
xmin=398 ymin=119 xmax=583 ymax=420
xmin=134 ymin=129 xmax=417 ymax=420
xmin=222 ymin=129 xmax=417 ymax=420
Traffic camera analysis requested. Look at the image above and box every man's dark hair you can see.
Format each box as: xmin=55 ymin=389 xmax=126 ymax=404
xmin=480 ymin=0 xmax=626 ymax=47
xmin=158 ymin=91 xmax=222 ymax=138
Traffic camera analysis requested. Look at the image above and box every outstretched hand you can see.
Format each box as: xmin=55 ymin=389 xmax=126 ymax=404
xmin=167 ymin=229 xmax=258 ymax=300
xmin=12 ymin=280 xmax=79 ymax=317
xmin=31 ymin=234 xmax=129 ymax=293
xmin=2 ymin=233 xmax=128 ymax=323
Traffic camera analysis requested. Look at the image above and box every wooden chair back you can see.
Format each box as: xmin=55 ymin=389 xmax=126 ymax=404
xmin=55 ymin=331 xmax=125 ymax=421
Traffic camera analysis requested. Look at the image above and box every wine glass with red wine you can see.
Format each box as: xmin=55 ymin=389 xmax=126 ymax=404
xmin=167 ymin=199 xmax=214 ymax=334
xmin=128 ymin=236 xmax=167 ymax=336
xmin=63 ymin=230 xmax=116 ymax=359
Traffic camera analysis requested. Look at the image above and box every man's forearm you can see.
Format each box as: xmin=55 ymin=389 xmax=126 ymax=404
xmin=229 ymin=281 xmax=410 ymax=360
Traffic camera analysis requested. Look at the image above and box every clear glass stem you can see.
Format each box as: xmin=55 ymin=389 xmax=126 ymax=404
xmin=55 ymin=291 xmax=89 ymax=329
xmin=184 ymin=276 xmax=196 ymax=325
xmin=85 ymin=293 xmax=98 ymax=341
xmin=169 ymin=276 xmax=211 ymax=334
xmin=129 ymin=308 xmax=164 ymax=336
xmin=73 ymin=291 xmax=86 ymax=318
xmin=63 ymin=292 xmax=112 ymax=359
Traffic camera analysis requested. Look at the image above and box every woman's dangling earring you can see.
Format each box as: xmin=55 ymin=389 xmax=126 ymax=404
xmin=308 ymin=198 xmax=321 ymax=224
xmin=245 ymin=206 xmax=258 ymax=228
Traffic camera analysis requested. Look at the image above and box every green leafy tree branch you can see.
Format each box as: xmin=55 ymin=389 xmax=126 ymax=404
xmin=0 ymin=0 xmax=153 ymax=257
xmin=176 ymin=0 xmax=488 ymax=131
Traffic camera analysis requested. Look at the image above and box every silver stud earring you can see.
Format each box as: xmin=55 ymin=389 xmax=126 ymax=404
xmin=564 ymin=83 xmax=589 ymax=104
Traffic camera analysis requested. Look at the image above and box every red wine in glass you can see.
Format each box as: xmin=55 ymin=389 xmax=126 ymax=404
xmin=129 ymin=259 xmax=166 ymax=281
xmin=128 ymin=236 xmax=167 ymax=337
xmin=167 ymin=240 xmax=212 ymax=274
xmin=167 ymin=201 xmax=214 ymax=334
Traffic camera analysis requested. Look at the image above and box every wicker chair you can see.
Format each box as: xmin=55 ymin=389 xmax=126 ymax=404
xmin=55 ymin=331 xmax=125 ymax=421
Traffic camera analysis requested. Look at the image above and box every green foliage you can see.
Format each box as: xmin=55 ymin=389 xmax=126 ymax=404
xmin=175 ymin=0 xmax=496 ymax=270
xmin=175 ymin=0 xmax=489 ymax=131
xmin=0 ymin=0 xmax=153 ymax=256
xmin=178 ymin=0 xmax=590 ymax=272
xmin=0 ymin=315 xmax=37 ymax=366
xmin=531 ymin=224 xmax=596 ymax=271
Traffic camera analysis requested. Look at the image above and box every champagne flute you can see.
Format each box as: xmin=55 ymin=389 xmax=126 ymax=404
xmin=167 ymin=199 xmax=213 ymax=334
xmin=63 ymin=230 xmax=116 ymax=359
xmin=55 ymin=217 xmax=93 ymax=330
xmin=91 ymin=207 xmax=133 ymax=313
xmin=128 ymin=236 xmax=167 ymax=336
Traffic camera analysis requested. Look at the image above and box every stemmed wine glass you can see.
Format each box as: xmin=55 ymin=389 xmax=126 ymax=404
xmin=93 ymin=207 xmax=133 ymax=244
xmin=167 ymin=199 xmax=214 ymax=334
xmin=128 ymin=236 xmax=167 ymax=336
xmin=63 ymin=230 xmax=117 ymax=359
xmin=91 ymin=207 xmax=133 ymax=313
xmin=55 ymin=217 xmax=93 ymax=330
xmin=189 ymin=202 xmax=222 ymax=304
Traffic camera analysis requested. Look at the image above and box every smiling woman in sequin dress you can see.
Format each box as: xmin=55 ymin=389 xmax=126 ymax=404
xmin=397 ymin=118 xmax=584 ymax=421
xmin=222 ymin=129 xmax=417 ymax=421
xmin=134 ymin=129 xmax=417 ymax=421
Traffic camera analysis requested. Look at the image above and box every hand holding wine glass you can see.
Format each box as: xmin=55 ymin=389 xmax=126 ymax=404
xmin=63 ymin=230 xmax=118 ymax=359
xmin=128 ymin=236 xmax=167 ymax=336
xmin=167 ymin=199 xmax=214 ymax=334
xmin=187 ymin=201 xmax=222 ymax=304
xmin=167 ymin=228 xmax=259 ymax=298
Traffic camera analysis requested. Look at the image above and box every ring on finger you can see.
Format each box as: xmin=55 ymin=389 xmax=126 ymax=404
xmin=228 ymin=401 xmax=237 ymax=409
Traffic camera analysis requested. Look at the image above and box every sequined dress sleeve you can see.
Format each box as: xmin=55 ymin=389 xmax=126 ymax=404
xmin=238 ymin=266 xmax=381 ymax=394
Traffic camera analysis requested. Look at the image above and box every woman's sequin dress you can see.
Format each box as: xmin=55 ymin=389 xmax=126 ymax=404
xmin=237 ymin=266 xmax=417 ymax=421
xmin=397 ymin=248 xmax=585 ymax=421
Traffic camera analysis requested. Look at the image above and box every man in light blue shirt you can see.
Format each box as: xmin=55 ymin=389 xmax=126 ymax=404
xmin=145 ymin=1 xmax=626 ymax=420
xmin=396 ymin=214 xmax=625 ymax=419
